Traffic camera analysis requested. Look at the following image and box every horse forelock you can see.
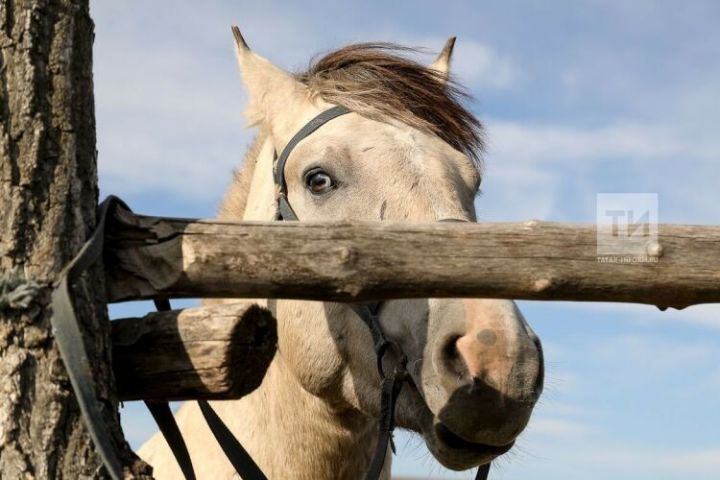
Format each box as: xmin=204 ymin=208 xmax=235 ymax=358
xmin=298 ymin=42 xmax=485 ymax=171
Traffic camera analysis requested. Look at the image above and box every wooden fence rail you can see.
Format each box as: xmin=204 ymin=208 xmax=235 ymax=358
xmin=105 ymin=206 xmax=720 ymax=309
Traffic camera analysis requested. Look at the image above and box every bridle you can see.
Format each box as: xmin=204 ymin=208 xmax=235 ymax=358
xmin=148 ymin=106 xmax=492 ymax=480
xmin=273 ymin=105 xmax=414 ymax=480
xmin=270 ymin=105 xmax=491 ymax=480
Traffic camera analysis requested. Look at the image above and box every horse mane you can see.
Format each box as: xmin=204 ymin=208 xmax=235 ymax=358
xmin=220 ymin=43 xmax=484 ymax=220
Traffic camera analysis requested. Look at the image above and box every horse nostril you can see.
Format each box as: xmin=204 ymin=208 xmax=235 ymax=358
xmin=531 ymin=336 xmax=545 ymax=398
xmin=441 ymin=334 xmax=465 ymax=377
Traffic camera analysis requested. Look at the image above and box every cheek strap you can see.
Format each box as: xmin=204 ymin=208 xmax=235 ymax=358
xmin=273 ymin=105 xmax=351 ymax=221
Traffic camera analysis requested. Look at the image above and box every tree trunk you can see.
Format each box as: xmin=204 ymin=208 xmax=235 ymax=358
xmin=0 ymin=1 xmax=147 ymax=478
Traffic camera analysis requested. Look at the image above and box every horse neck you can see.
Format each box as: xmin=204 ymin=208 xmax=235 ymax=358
xmin=214 ymin=136 xmax=382 ymax=478
xmin=215 ymin=347 xmax=378 ymax=478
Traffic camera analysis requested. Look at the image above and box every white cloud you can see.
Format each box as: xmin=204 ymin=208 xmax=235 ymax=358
xmin=451 ymin=40 xmax=520 ymax=89
xmin=486 ymin=120 xmax=692 ymax=165
xmin=591 ymin=333 xmax=716 ymax=376
xmin=478 ymin=117 xmax=720 ymax=222
xmin=92 ymin=2 xmax=255 ymax=201
xmin=505 ymin=440 xmax=720 ymax=480
xmin=585 ymin=446 xmax=720 ymax=476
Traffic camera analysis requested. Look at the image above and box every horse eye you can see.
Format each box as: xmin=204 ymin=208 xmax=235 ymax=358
xmin=305 ymin=170 xmax=335 ymax=195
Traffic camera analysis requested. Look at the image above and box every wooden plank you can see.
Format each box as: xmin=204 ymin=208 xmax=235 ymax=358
xmin=104 ymin=206 xmax=720 ymax=309
xmin=112 ymin=302 xmax=276 ymax=401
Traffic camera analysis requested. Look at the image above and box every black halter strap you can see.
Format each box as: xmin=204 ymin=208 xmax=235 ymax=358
xmin=274 ymin=105 xmax=350 ymax=221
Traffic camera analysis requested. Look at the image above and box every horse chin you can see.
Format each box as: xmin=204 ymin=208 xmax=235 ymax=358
xmin=398 ymin=382 xmax=515 ymax=471
xmin=423 ymin=421 xmax=514 ymax=470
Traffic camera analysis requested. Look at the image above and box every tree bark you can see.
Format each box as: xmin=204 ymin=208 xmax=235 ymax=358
xmin=0 ymin=1 xmax=147 ymax=478
xmin=112 ymin=303 xmax=277 ymax=401
xmin=105 ymin=208 xmax=720 ymax=309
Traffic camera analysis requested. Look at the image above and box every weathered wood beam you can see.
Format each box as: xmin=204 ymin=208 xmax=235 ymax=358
xmin=104 ymin=206 xmax=720 ymax=308
xmin=112 ymin=302 xmax=276 ymax=401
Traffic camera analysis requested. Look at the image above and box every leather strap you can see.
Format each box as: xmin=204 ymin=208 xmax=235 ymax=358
xmin=364 ymin=374 xmax=404 ymax=480
xmin=198 ymin=400 xmax=268 ymax=480
xmin=276 ymin=193 xmax=299 ymax=222
xmin=146 ymin=299 xmax=197 ymax=480
xmin=476 ymin=462 xmax=491 ymax=480
xmin=274 ymin=105 xmax=351 ymax=221
xmin=273 ymin=105 xmax=351 ymax=190
xmin=145 ymin=400 xmax=196 ymax=480
xmin=51 ymin=195 xmax=129 ymax=480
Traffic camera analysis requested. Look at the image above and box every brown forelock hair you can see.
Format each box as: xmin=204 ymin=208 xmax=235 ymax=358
xmin=296 ymin=43 xmax=485 ymax=171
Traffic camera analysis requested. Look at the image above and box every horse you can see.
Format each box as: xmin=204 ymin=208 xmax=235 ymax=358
xmin=138 ymin=27 xmax=544 ymax=479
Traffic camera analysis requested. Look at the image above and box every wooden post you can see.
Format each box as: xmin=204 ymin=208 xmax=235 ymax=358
xmin=0 ymin=1 xmax=146 ymax=477
xmin=104 ymin=208 xmax=720 ymax=309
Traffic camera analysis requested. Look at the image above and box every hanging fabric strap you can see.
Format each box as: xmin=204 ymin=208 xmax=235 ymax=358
xmin=50 ymin=195 xmax=129 ymax=480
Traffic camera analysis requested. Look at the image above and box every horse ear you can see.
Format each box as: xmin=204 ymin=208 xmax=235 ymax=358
xmin=231 ymin=26 xmax=310 ymax=139
xmin=429 ymin=36 xmax=456 ymax=82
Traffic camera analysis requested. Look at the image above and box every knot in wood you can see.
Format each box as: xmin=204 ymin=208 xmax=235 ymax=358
xmin=646 ymin=241 xmax=663 ymax=258
xmin=532 ymin=277 xmax=554 ymax=292
xmin=337 ymin=246 xmax=357 ymax=266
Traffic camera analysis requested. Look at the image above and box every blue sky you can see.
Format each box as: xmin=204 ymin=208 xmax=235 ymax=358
xmin=92 ymin=1 xmax=720 ymax=479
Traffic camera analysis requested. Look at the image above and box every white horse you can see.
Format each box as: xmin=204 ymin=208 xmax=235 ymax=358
xmin=139 ymin=28 xmax=544 ymax=479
